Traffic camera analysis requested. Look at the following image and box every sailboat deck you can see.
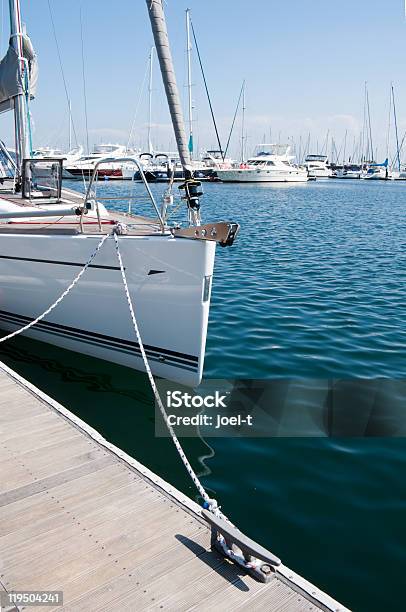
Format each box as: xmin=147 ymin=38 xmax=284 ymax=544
xmin=0 ymin=184 xmax=163 ymax=236
xmin=0 ymin=362 xmax=348 ymax=612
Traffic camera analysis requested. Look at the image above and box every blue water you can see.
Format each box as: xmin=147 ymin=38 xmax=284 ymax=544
xmin=1 ymin=178 xmax=405 ymax=612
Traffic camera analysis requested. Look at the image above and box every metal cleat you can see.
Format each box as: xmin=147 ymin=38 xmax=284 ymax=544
xmin=202 ymin=508 xmax=281 ymax=583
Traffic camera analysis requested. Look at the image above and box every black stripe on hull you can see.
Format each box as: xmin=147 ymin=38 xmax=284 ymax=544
xmin=0 ymin=309 xmax=199 ymax=372
xmin=0 ymin=254 xmax=120 ymax=270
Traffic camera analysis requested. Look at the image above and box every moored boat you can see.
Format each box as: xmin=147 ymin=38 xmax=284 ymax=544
xmin=65 ymin=144 xmax=135 ymax=179
xmin=0 ymin=0 xmax=239 ymax=387
xmin=216 ymin=144 xmax=308 ymax=183
xmin=305 ymin=154 xmax=332 ymax=179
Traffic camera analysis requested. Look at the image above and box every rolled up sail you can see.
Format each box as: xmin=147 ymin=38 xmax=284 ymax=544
xmin=146 ymin=0 xmax=191 ymax=173
xmin=0 ymin=33 xmax=38 ymax=114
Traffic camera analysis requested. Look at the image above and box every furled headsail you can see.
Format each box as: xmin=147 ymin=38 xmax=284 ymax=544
xmin=0 ymin=32 xmax=38 ymax=114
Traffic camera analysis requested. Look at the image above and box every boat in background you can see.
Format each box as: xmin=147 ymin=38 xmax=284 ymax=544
xmin=216 ymin=144 xmax=308 ymax=183
xmin=33 ymin=146 xmax=83 ymax=164
xmin=124 ymin=151 xmax=218 ymax=182
xmin=363 ymin=159 xmax=390 ymax=180
xmin=32 ymin=146 xmax=84 ymax=178
xmin=201 ymin=149 xmax=234 ymax=172
xmin=65 ymin=144 xmax=135 ymax=179
xmin=333 ymin=164 xmax=362 ymax=179
xmin=305 ymin=154 xmax=332 ymax=179
xmin=391 ymin=167 xmax=406 ymax=180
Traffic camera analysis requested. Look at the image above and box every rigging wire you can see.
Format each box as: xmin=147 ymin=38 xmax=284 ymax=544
xmin=47 ymin=0 xmax=79 ymax=148
xmin=390 ymin=129 xmax=406 ymax=169
xmin=79 ymin=5 xmax=90 ymax=155
xmin=223 ymin=80 xmax=244 ymax=159
xmin=190 ymin=20 xmax=224 ymax=160
xmin=126 ymin=51 xmax=150 ymax=151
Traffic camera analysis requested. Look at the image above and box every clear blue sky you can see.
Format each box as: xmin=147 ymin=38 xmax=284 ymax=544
xmin=0 ymin=0 xmax=405 ymax=161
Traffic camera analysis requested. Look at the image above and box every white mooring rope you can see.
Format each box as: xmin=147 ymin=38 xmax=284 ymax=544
xmin=0 ymin=227 xmax=223 ymax=517
xmin=0 ymin=233 xmax=109 ymax=344
xmin=113 ymin=231 xmax=222 ymax=516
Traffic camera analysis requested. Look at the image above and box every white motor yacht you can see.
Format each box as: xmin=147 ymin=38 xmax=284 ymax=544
xmin=33 ymin=146 xmax=83 ymax=164
xmin=65 ymin=144 xmax=135 ymax=179
xmin=216 ymin=144 xmax=309 ymax=183
xmin=304 ymin=154 xmax=332 ymax=179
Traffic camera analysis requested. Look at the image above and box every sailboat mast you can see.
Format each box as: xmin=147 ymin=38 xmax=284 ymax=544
xmin=366 ymin=84 xmax=374 ymax=161
xmin=342 ymin=129 xmax=347 ymax=166
xmin=361 ymin=82 xmax=367 ymax=163
xmin=186 ymin=8 xmax=193 ymax=158
xmin=147 ymin=46 xmax=154 ymax=155
xmin=241 ymin=80 xmax=245 ymax=162
xmin=9 ymin=0 xmax=30 ymax=177
xmin=68 ymin=99 xmax=72 ymax=151
xmin=146 ymin=0 xmax=191 ymax=174
xmin=391 ymin=84 xmax=401 ymax=172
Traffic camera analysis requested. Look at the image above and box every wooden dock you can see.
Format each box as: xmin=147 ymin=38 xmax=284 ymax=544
xmin=0 ymin=361 xmax=349 ymax=611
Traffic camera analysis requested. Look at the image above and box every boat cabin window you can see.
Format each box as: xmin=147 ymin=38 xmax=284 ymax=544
xmin=266 ymin=161 xmax=275 ymax=166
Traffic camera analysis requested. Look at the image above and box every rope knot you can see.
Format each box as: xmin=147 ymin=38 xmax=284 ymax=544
xmin=203 ymin=498 xmax=220 ymax=514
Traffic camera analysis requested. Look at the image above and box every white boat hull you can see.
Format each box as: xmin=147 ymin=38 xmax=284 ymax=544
xmin=0 ymin=232 xmax=215 ymax=386
xmin=217 ymin=169 xmax=308 ymax=183
xmin=334 ymin=171 xmax=361 ymax=179
xmin=307 ymin=168 xmax=332 ymax=179
xmin=391 ymin=171 xmax=406 ymax=180
xmin=362 ymin=169 xmax=389 ymax=180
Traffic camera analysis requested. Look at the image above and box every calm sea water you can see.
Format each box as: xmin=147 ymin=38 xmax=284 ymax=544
xmin=1 ymin=178 xmax=405 ymax=612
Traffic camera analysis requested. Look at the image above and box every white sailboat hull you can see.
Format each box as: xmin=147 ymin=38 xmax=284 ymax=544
xmin=217 ymin=169 xmax=308 ymax=183
xmin=0 ymin=231 xmax=215 ymax=386
xmin=362 ymin=169 xmax=389 ymax=180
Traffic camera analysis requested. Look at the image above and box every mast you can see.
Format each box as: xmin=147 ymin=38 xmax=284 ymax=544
xmin=241 ymin=80 xmax=245 ymax=162
xmin=365 ymin=83 xmax=374 ymax=161
xmin=145 ymin=0 xmax=191 ymax=172
xmin=361 ymin=82 xmax=367 ymax=163
xmin=186 ymin=8 xmax=193 ymax=158
xmin=321 ymin=129 xmax=329 ymax=155
xmin=9 ymin=0 xmax=30 ymax=179
xmin=146 ymin=0 xmax=201 ymax=225
xmin=391 ymin=83 xmax=401 ymax=172
xmin=68 ymin=99 xmax=72 ymax=151
xmin=386 ymin=84 xmax=391 ymax=164
xmin=147 ymin=46 xmax=154 ymax=155
xmin=342 ymin=129 xmax=347 ymax=166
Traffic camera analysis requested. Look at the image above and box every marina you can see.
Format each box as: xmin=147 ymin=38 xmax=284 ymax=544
xmin=0 ymin=176 xmax=405 ymax=612
xmin=0 ymin=1 xmax=404 ymax=611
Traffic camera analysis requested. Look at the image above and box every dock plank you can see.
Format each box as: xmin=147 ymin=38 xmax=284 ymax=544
xmin=0 ymin=365 xmax=348 ymax=612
